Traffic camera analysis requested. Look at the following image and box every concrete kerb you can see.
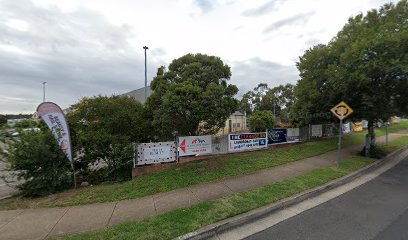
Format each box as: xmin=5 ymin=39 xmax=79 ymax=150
xmin=177 ymin=145 xmax=408 ymax=240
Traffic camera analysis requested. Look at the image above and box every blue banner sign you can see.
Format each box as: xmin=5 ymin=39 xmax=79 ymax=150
xmin=268 ymin=128 xmax=287 ymax=144
xmin=228 ymin=132 xmax=267 ymax=152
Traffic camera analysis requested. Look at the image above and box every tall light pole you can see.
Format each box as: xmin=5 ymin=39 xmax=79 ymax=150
xmin=42 ymin=82 xmax=47 ymax=102
xmin=143 ymin=46 xmax=149 ymax=102
xmin=273 ymin=91 xmax=277 ymax=127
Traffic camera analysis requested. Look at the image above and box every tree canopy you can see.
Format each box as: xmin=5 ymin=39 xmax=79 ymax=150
xmin=248 ymin=110 xmax=275 ymax=132
xmin=239 ymin=83 xmax=295 ymax=122
xmin=291 ymin=1 xmax=408 ymax=127
xmin=146 ymin=53 xmax=238 ymax=140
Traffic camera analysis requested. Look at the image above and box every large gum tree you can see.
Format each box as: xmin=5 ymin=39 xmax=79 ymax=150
xmin=146 ymin=53 xmax=238 ymax=140
xmin=291 ymin=1 xmax=408 ymax=154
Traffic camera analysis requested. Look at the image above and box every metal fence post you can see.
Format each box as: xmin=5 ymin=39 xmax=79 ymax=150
xmin=337 ymin=119 xmax=343 ymax=168
xmin=133 ymin=142 xmax=137 ymax=168
xmin=175 ymin=134 xmax=179 ymax=163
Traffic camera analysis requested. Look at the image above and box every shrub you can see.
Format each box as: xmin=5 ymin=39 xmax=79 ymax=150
xmin=68 ymin=95 xmax=148 ymax=183
xmin=2 ymin=130 xmax=73 ymax=197
xmin=248 ymin=110 xmax=276 ymax=132
xmin=368 ymin=144 xmax=388 ymax=159
xmin=360 ymin=144 xmax=388 ymax=159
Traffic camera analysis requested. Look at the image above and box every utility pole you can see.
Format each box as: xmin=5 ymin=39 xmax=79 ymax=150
xmin=143 ymin=46 xmax=149 ymax=102
xmin=42 ymin=82 xmax=47 ymax=102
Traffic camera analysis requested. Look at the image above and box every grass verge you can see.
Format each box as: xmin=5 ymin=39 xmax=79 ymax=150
xmin=0 ymin=121 xmax=406 ymax=210
xmin=378 ymin=136 xmax=408 ymax=154
xmin=57 ymin=156 xmax=375 ymax=240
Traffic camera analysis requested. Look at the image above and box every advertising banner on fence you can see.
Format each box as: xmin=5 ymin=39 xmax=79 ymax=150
xmin=390 ymin=116 xmax=401 ymax=124
xmin=37 ymin=102 xmax=72 ymax=161
xmin=178 ymin=135 xmax=212 ymax=156
xmin=362 ymin=120 xmax=368 ymax=129
xmin=311 ymin=125 xmax=323 ymax=137
xmin=136 ymin=142 xmax=177 ymax=166
xmin=228 ymin=132 xmax=267 ymax=152
xmin=287 ymin=128 xmax=300 ymax=142
xmin=352 ymin=122 xmax=363 ymax=132
xmin=267 ymin=129 xmax=287 ymax=144
xmin=342 ymin=122 xmax=351 ymax=133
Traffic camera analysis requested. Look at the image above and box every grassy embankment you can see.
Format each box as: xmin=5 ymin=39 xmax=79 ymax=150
xmin=0 ymin=120 xmax=407 ymax=210
xmin=58 ymin=156 xmax=376 ymax=240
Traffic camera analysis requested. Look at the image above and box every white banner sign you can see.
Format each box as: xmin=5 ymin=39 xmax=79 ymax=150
xmin=362 ymin=120 xmax=368 ymax=129
xmin=311 ymin=125 xmax=323 ymax=137
xmin=37 ymin=102 xmax=72 ymax=161
xmin=228 ymin=132 xmax=267 ymax=152
xmin=343 ymin=122 xmax=351 ymax=133
xmin=143 ymin=146 xmax=171 ymax=160
xmin=136 ymin=142 xmax=176 ymax=166
xmin=287 ymin=128 xmax=300 ymax=142
xmin=178 ymin=135 xmax=212 ymax=156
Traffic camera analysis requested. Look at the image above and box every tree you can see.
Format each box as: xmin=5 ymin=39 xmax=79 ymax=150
xmin=2 ymin=129 xmax=72 ymax=197
xmin=14 ymin=119 xmax=37 ymax=129
xmin=289 ymin=44 xmax=338 ymax=126
xmin=68 ymin=95 xmax=149 ymax=182
xmin=248 ymin=111 xmax=275 ymax=132
xmin=259 ymin=84 xmax=295 ymax=122
xmin=238 ymin=83 xmax=269 ymax=115
xmin=239 ymin=90 xmax=256 ymax=115
xmin=240 ymin=83 xmax=295 ymax=122
xmin=291 ymin=1 xmax=408 ymax=153
xmin=146 ymin=53 xmax=238 ymax=140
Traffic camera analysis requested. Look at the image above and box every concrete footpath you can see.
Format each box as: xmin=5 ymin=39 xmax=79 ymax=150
xmin=0 ymin=132 xmax=407 ymax=240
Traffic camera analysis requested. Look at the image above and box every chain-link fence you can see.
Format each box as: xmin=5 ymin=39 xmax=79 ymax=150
xmin=134 ymin=123 xmax=341 ymax=166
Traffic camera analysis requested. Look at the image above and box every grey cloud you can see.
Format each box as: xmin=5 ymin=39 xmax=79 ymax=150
xmin=225 ymin=0 xmax=237 ymax=5
xmin=194 ymin=0 xmax=215 ymax=14
xmin=0 ymin=0 xmax=161 ymax=113
xmin=242 ymin=0 xmax=284 ymax=17
xmin=305 ymin=38 xmax=321 ymax=47
xmin=150 ymin=48 xmax=167 ymax=57
xmin=234 ymin=25 xmax=244 ymax=31
xmin=229 ymin=58 xmax=299 ymax=97
xmin=263 ymin=11 xmax=315 ymax=33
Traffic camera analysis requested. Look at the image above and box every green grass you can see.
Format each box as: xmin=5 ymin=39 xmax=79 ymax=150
xmin=376 ymin=120 xmax=408 ymax=136
xmin=378 ymin=136 xmax=408 ymax=154
xmin=0 ymin=120 xmax=406 ymax=210
xmin=57 ymin=156 xmax=375 ymax=240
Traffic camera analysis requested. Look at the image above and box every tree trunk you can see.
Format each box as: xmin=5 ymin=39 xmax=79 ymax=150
xmin=364 ymin=120 xmax=376 ymax=156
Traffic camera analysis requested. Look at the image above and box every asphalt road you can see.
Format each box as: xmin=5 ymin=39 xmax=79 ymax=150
xmin=246 ymin=156 xmax=408 ymax=240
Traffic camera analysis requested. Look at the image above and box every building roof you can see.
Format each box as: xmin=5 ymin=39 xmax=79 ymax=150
xmin=122 ymin=86 xmax=152 ymax=104
xmin=231 ymin=111 xmax=245 ymax=116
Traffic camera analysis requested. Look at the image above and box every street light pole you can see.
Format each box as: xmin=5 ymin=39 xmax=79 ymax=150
xmin=273 ymin=92 xmax=276 ymax=127
xmin=42 ymin=82 xmax=47 ymax=102
xmin=143 ymin=46 xmax=149 ymax=102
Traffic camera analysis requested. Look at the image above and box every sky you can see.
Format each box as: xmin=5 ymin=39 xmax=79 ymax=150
xmin=0 ymin=0 xmax=397 ymax=114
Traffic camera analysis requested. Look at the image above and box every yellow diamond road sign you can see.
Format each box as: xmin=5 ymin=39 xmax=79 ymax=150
xmin=331 ymin=101 xmax=353 ymax=120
